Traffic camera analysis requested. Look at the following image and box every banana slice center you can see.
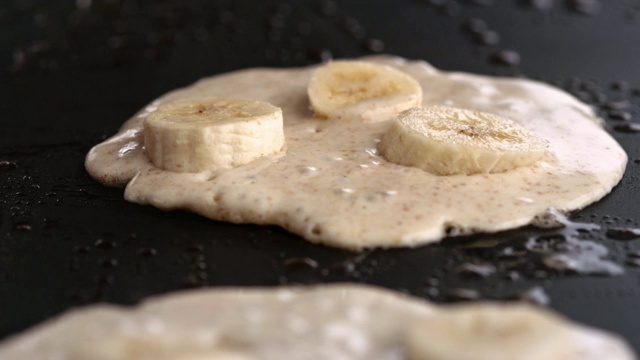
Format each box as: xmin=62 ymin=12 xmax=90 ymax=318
xmin=143 ymin=98 xmax=285 ymax=173
xmin=378 ymin=106 xmax=549 ymax=175
xmin=307 ymin=60 xmax=423 ymax=122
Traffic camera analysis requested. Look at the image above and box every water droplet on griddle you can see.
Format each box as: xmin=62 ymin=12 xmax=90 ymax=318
xmin=94 ymin=238 xmax=117 ymax=249
xmin=625 ymin=258 xmax=640 ymax=267
xmin=611 ymin=80 xmax=630 ymax=91
xmin=467 ymin=0 xmax=496 ymax=5
xmin=514 ymin=286 xmax=550 ymax=305
xmin=344 ymin=18 xmax=365 ymax=39
xmin=74 ymin=245 xmax=91 ymax=254
xmin=506 ymin=271 xmax=521 ymax=281
xmin=490 ymin=50 xmax=521 ymax=66
xmin=439 ymin=1 xmax=461 ymax=16
xmin=542 ymin=239 xmax=623 ymax=276
xmin=364 ymin=38 xmax=385 ymax=53
xmin=13 ymin=223 xmax=31 ymax=231
xmin=43 ymin=217 xmax=59 ymax=229
xmin=604 ymin=100 xmax=630 ymax=110
xmin=319 ymin=0 xmax=337 ymax=16
xmin=0 ymin=160 xmax=18 ymax=171
xmin=284 ymin=257 xmax=319 ymax=269
xmin=567 ymin=0 xmax=602 ymax=15
xmin=461 ymin=18 xmax=487 ymax=33
xmin=473 ymin=30 xmax=500 ymax=45
xmin=523 ymin=0 xmax=554 ymax=10
xmin=445 ymin=288 xmax=480 ymax=301
xmin=187 ymin=244 xmax=204 ymax=253
xmin=613 ymin=123 xmax=640 ymax=133
xmin=138 ymin=247 xmax=158 ymax=256
xmin=608 ymin=110 xmax=632 ymax=121
xmin=93 ymin=274 xmax=115 ymax=285
xmin=455 ymin=262 xmax=496 ymax=278
xmin=98 ymin=258 xmax=118 ymax=268
xmin=606 ymin=227 xmax=640 ymax=240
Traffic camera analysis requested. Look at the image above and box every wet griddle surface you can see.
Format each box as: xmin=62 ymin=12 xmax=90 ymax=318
xmin=1 ymin=0 xmax=640 ymax=352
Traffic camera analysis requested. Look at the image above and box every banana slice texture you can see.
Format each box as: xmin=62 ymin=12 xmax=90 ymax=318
xmin=144 ymin=98 xmax=285 ymax=173
xmin=307 ymin=60 xmax=422 ymax=122
xmin=378 ymin=106 xmax=548 ymax=175
xmin=407 ymin=303 xmax=635 ymax=360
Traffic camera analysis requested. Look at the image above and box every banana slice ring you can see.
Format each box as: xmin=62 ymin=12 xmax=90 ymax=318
xmin=307 ymin=60 xmax=422 ymax=122
xmin=144 ymin=98 xmax=285 ymax=173
xmin=378 ymin=106 xmax=549 ymax=175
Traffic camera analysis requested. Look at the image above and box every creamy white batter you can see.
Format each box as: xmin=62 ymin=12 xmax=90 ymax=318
xmin=85 ymin=56 xmax=627 ymax=249
xmin=0 ymin=285 xmax=634 ymax=360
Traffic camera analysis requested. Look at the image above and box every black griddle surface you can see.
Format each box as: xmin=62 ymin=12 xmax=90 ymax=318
xmin=2 ymin=0 xmax=640 ymax=353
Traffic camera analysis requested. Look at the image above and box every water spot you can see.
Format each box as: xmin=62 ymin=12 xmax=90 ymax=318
xmin=98 ymin=258 xmax=119 ymax=268
xmin=567 ymin=0 xmax=602 ymax=15
xmin=93 ymin=275 xmax=115 ymax=285
xmin=514 ymin=286 xmax=550 ymax=305
xmin=138 ymin=247 xmax=158 ymax=256
xmin=0 ymin=160 xmax=18 ymax=171
xmin=467 ymin=0 xmax=496 ymax=5
xmin=455 ymin=262 xmax=496 ymax=278
xmin=626 ymin=259 xmax=640 ymax=267
xmin=604 ymin=100 xmax=630 ymax=110
xmin=284 ymin=257 xmax=319 ymax=269
xmin=611 ymin=80 xmax=630 ymax=91
xmin=182 ymin=272 xmax=209 ymax=288
xmin=344 ymin=18 xmax=365 ymax=39
xmin=527 ymin=210 xmax=623 ymax=276
xmin=542 ymin=241 xmax=623 ymax=276
xmin=523 ymin=0 xmax=554 ymax=10
xmin=461 ymin=18 xmax=487 ymax=33
xmin=608 ymin=110 xmax=632 ymax=121
xmin=94 ymin=238 xmax=117 ymax=249
xmin=319 ymin=0 xmax=337 ymax=16
xmin=506 ymin=271 xmax=521 ymax=281
xmin=187 ymin=244 xmax=204 ymax=253
xmin=473 ymin=30 xmax=500 ymax=46
xmin=76 ymin=0 xmax=92 ymax=10
xmin=13 ymin=223 xmax=31 ymax=231
xmin=613 ymin=123 xmax=640 ymax=133
xmin=73 ymin=245 xmax=91 ymax=254
xmin=364 ymin=38 xmax=385 ymax=53
xmin=606 ymin=227 xmax=640 ymax=240
xmin=490 ymin=50 xmax=521 ymax=66
xmin=444 ymin=288 xmax=480 ymax=301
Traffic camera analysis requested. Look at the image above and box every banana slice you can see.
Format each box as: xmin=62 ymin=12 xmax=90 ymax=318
xmin=407 ymin=303 xmax=631 ymax=360
xmin=144 ymin=98 xmax=284 ymax=173
xmin=307 ymin=60 xmax=422 ymax=122
xmin=378 ymin=106 xmax=548 ymax=175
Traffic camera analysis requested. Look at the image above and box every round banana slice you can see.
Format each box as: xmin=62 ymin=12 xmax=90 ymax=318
xmin=307 ymin=60 xmax=422 ymax=122
xmin=144 ymin=98 xmax=285 ymax=173
xmin=407 ymin=304 xmax=575 ymax=360
xmin=378 ymin=106 xmax=548 ymax=175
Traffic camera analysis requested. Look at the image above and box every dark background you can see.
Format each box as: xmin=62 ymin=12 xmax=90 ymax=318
xmin=2 ymin=0 xmax=640 ymax=353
